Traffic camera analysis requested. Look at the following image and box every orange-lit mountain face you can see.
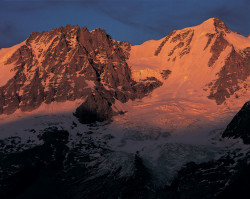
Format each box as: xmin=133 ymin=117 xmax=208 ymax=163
xmin=0 ymin=17 xmax=249 ymax=134
xmin=0 ymin=25 xmax=161 ymax=122
xmin=0 ymin=18 xmax=249 ymax=124
xmin=0 ymin=17 xmax=249 ymax=141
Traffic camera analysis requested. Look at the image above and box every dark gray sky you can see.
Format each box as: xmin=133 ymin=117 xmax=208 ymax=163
xmin=0 ymin=0 xmax=249 ymax=48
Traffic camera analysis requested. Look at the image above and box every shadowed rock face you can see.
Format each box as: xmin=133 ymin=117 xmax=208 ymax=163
xmin=0 ymin=25 xmax=162 ymax=123
xmin=74 ymin=92 xmax=114 ymax=124
xmin=222 ymin=101 xmax=250 ymax=144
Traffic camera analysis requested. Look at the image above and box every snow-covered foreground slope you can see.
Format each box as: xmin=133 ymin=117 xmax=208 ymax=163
xmin=1 ymin=100 xmax=250 ymax=198
xmin=0 ymin=98 xmax=246 ymax=186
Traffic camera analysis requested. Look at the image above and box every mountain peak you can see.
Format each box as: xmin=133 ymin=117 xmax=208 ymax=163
xmin=199 ymin=18 xmax=231 ymax=33
xmin=201 ymin=17 xmax=217 ymax=25
xmin=213 ymin=17 xmax=231 ymax=33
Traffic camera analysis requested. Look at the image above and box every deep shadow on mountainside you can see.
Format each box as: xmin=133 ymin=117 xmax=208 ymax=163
xmin=0 ymin=101 xmax=250 ymax=199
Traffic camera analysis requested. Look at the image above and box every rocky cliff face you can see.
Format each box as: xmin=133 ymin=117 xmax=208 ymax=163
xmin=0 ymin=25 xmax=162 ymax=122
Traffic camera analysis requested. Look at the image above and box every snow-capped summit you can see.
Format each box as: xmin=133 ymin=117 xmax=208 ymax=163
xmin=128 ymin=17 xmax=250 ymax=105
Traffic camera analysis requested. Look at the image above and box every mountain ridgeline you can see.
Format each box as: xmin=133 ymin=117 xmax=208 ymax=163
xmin=0 ymin=18 xmax=249 ymax=123
xmin=0 ymin=25 xmax=161 ymax=123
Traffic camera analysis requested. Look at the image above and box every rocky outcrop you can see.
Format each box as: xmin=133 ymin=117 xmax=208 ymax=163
xmin=161 ymin=70 xmax=172 ymax=80
xmin=222 ymin=101 xmax=250 ymax=144
xmin=208 ymin=32 xmax=229 ymax=67
xmin=168 ymin=30 xmax=194 ymax=58
xmin=154 ymin=30 xmax=176 ymax=56
xmin=213 ymin=18 xmax=231 ymax=34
